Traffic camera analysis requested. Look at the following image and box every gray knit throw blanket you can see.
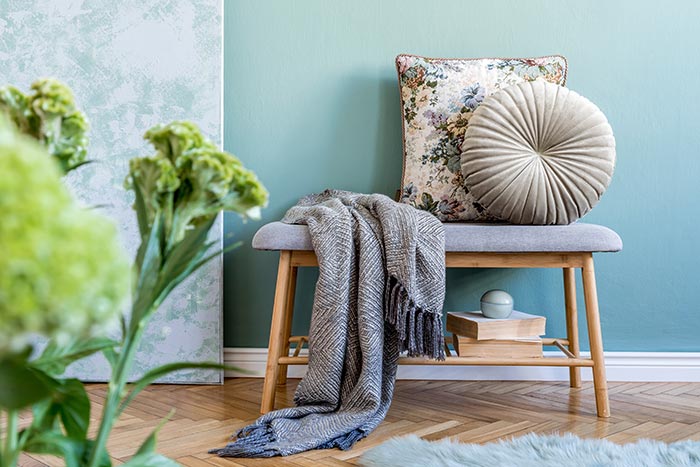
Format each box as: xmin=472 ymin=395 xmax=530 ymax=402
xmin=211 ymin=190 xmax=445 ymax=458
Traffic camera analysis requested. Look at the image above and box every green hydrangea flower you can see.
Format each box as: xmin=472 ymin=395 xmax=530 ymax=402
xmin=0 ymin=118 xmax=130 ymax=355
xmin=0 ymin=78 xmax=89 ymax=173
xmin=125 ymin=121 xmax=268 ymax=244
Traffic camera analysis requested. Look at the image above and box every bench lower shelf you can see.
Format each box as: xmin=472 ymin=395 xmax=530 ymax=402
xmin=278 ymin=355 xmax=594 ymax=367
xmin=280 ymin=335 xmax=593 ymax=367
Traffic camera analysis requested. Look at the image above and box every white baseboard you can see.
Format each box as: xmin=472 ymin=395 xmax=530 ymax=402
xmin=224 ymin=348 xmax=700 ymax=382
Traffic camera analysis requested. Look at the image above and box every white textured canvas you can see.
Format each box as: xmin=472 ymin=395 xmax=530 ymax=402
xmin=0 ymin=0 xmax=224 ymax=383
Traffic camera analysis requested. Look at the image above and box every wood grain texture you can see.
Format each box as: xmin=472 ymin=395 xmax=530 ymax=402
xmin=564 ymin=267 xmax=582 ymax=388
xmin=290 ymin=251 xmax=590 ymax=268
xmin=261 ymin=250 xmax=293 ymax=413
xmin=582 ymin=254 xmax=610 ymax=417
xmin=277 ymin=265 xmax=298 ymax=386
xmin=18 ymin=378 xmax=700 ymax=466
xmin=277 ymin=355 xmax=596 ymax=367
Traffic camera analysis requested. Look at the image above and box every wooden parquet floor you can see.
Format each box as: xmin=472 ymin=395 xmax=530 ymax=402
xmin=20 ymin=379 xmax=700 ymax=466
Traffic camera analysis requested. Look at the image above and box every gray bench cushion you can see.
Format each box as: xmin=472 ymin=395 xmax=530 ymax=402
xmin=252 ymin=222 xmax=622 ymax=253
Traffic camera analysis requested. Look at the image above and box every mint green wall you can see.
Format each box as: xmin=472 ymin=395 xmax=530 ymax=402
xmin=223 ymin=0 xmax=700 ymax=351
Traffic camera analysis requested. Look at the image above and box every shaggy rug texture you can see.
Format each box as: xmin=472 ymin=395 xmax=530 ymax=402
xmin=359 ymin=433 xmax=700 ymax=467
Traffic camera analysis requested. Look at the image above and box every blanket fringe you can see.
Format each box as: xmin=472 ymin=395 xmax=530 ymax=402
xmin=317 ymin=428 xmax=367 ymax=451
xmin=208 ymin=424 xmax=277 ymax=458
xmin=385 ymin=276 xmax=445 ymax=361
xmin=209 ymin=424 xmax=367 ymax=457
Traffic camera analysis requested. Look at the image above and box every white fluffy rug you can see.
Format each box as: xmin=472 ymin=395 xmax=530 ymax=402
xmin=359 ymin=433 xmax=700 ymax=467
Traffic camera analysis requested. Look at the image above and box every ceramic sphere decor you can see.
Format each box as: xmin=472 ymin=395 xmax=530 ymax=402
xmin=460 ymin=80 xmax=616 ymax=225
xmin=480 ymin=289 xmax=514 ymax=319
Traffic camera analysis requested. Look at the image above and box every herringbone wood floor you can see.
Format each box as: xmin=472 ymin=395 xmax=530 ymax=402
xmin=20 ymin=378 xmax=700 ymax=466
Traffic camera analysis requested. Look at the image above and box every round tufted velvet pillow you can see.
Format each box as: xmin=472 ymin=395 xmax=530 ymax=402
xmin=460 ymin=80 xmax=615 ymax=225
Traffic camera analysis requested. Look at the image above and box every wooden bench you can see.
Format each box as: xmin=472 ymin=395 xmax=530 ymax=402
xmin=252 ymin=222 xmax=623 ymax=417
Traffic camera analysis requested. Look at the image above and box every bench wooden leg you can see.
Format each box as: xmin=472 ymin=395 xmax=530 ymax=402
xmin=261 ymin=250 xmax=293 ymax=414
xmin=277 ymin=265 xmax=298 ymax=386
xmin=581 ymin=253 xmax=610 ymax=418
xmin=563 ymin=267 xmax=581 ymax=388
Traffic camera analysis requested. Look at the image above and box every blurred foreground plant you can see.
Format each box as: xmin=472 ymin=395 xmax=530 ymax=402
xmin=83 ymin=121 xmax=267 ymax=466
xmin=0 ymin=116 xmax=130 ymax=466
xmin=0 ymin=116 xmax=268 ymax=466
xmin=0 ymin=78 xmax=89 ymax=173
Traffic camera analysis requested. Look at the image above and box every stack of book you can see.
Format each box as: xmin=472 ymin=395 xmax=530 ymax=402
xmin=446 ymin=311 xmax=546 ymax=358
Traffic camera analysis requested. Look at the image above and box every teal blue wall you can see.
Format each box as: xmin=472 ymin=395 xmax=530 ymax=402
xmin=223 ymin=0 xmax=700 ymax=351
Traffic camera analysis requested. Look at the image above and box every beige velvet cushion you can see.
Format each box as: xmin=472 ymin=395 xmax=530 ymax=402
xmin=461 ymin=81 xmax=615 ymax=225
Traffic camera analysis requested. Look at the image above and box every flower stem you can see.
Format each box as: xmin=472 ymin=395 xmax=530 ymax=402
xmin=4 ymin=410 xmax=19 ymax=467
xmin=85 ymin=330 xmax=138 ymax=467
xmin=0 ymin=409 xmax=4 ymax=464
xmin=85 ymin=228 xmax=198 ymax=465
xmin=85 ymin=299 xmax=158 ymax=467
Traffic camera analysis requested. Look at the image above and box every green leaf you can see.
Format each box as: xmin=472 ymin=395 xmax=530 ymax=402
xmin=24 ymin=430 xmax=83 ymax=467
xmin=119 ymin=313 xmax=128 ymax=340
xmin=24 ymin=432 xmax=112 ymax=467
xmin=83 ymin=439 xmax=114 ymax=467
xmin=121 ymin=453 xmax=181 ymax=467
xmin=155 ymin=243 xmax=210 ymax=300
xmin=132 ymin=178 xmax=150 ymax=241
xmin=132 ymin=212 xmax=165 ymax=326
xmin=0 ymin=358 xmax=54 ymax=409
xmin=186 ymin=240 xmax=241 ymax=280
xmin=32 ymin=337 xmax=119 ymax=377
xmin=56 ymin=379 xmax=91 ymax=438
xmin=153 ymin=221 xmax=242 ymax=313
xmin=118 ymin=362 xmax=229 ymax=415
xmin=134 ymin=410 xmax=175 ymax=457
xmin=66 ymin=159 xmax=97 ymax=173
xmin=28 ymin=378 xmax=90 ymax=439
xmin=159 ymin=217 xmax=216 ymax=286
xmin=31 ymin=397 xmax=61 ymax=433
xmin=135 ymin=428 xmax=157 ymax=457
xmin=102 ymin=346 xmax=119 ymax=370
xmin=136 ymin=217 xmax=218 ymax=325
xmin=137 ymin=211 xmax=165 ymax=286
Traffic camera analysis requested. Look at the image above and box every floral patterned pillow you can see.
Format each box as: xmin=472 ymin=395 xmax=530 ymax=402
xmin=396 ymin=54 xmax=568 ymax=221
